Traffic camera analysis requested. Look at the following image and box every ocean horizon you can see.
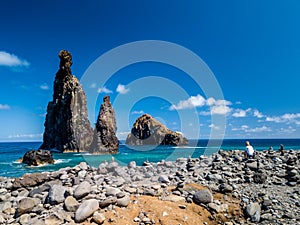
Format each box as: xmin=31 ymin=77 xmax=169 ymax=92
xmin=1 ymin=138 xmax=299 ymax=178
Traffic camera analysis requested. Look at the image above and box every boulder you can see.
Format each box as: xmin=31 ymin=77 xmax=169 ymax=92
xmin=89 ymin=96 xmax=119 ymax=154
xmin=44 ymin=214 xmax=63 ymax=225
xmin=19 ymin=214 xmax=31 ymax=224
xmin=218 ymin=184 xmax=233 ymax=193
xmin=74 ymin=181 xmax=91 ymax=199
xmin=245 ymin=202 xmax=261 ymax=222
xmin=208 ymin=202 xmax=228 ymax=213
xmin=126 ymin=114 xmax=188 ymax=146
xmin=64 ymin=196 xmax=79 ymax=212
xmin=0 ymin=201 xmax=12 ymax=212
xmin=75 ymin=199 xmax=99 ymax=223
xmin=116 ymin=195 xmax=130 ymax=207
xmin=93 ymin=212 xmax=106 ymax=224
xmin=105 ymin=187 xmax=121 ymax=197
xmin=17 ymin=197 xmax=39 ymax=216
xmin=47 ymin=185 xmax=67 ymax=205
xmin=13 ymin=173 xmax=48 ymax=189
xmin=158 ymin=175 xmax=170 ymax=183
xmin=253 ymin=172 xmax=267 ymax=183
xmin=22 ymin=150 xmax=54 ymax=166
xmin=99 ymin=196 xmax=117 ymax=208
xmin=193 ymin=190 xmax=213 ymax=205
xmin=40 ymin=50 xmax=93 ymax=152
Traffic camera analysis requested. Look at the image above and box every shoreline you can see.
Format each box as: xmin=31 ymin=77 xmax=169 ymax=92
xmin=0 ymin=149 xmax=299 ymax=224
xmin=2 ymin=147 xmax=299 ymax=179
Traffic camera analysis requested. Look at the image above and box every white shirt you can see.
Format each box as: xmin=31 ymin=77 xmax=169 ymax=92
xmin=246 ymin=145 xmax=254 ymax=156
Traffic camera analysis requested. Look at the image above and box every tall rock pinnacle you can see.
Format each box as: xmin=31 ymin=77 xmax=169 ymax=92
xmin=89 ymin=96 xmax=119 ymax=154
xmin=40 ymin=50 xmax=93 ymax=152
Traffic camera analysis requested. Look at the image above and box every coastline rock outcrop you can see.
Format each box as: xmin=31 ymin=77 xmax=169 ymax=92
xmin=22 ymin=150 xmax=54 ymax=166
xmin=126 ymin=114 xmax=188 ymax=145
xmin=89 ymin=96 xmax=119 ymax=154
xmin=40 ymin=50 xmax=93 ymax=152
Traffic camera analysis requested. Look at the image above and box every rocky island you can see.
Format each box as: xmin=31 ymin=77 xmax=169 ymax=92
xmin=22 ymin=150 xmax=54 ymax=166
xmin=126 ymin=114 xmax=188 ymax=146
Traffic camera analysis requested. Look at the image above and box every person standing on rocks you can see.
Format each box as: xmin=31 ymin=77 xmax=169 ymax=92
xmin=279 ymin=144 xmax=284 ymax=155
xmin=245 ymin=141 xmax=255 ymax=159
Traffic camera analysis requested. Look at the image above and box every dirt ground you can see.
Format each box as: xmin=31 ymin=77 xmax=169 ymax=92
xmin=82 ymin=183 xmax=244 ymax=225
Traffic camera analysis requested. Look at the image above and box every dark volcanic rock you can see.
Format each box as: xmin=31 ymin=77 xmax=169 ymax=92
xmin=13 ymin=173 xmax=49 ymax=189
xmin=89 ymin=96 xmax=119 ymax=154
xmin=22 ymin=150 xmax=54 ymax=166
xmin=126 ymin=114 xmax=188 ymax=145
xmin=40 ymin=50 xmax=93 ymax=152
xmin=193 ymin=190 xmax=213 ymax=205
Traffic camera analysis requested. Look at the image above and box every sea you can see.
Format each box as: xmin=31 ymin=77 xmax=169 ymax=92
xmin=0 ymin=139 xmax=299 ymax=178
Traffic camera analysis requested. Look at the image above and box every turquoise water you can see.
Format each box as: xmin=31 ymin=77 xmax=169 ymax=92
xmin=0 ymin=139 xmax=299 ymax=177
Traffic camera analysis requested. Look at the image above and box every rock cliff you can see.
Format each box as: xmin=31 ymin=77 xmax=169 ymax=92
xmin=89 ymin=96 xmax=119 ymax=154
xmin=126 ymin=114 xmax=188 ymax=145
xmin=40 ymin=50 xmax=93 ymax=152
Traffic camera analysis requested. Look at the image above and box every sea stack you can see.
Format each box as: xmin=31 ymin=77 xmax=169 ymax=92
xmin=40 ymin=50 xmax=93 ymax=152
xmin=22 ymin=150 xmax=54 ymax=166
xmin=89 ymin=96 xmax=119 ymax=154
xmin=126 ymin=114 xmax=188 ymax=146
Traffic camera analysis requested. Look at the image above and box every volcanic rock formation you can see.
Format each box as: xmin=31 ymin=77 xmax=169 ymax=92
xmin=90 ymin=96 xmax=119 ymax=154
xmin=22 ymin=150 xmax=54 ymax=166
xmin=126 ymin=114 xmax=188 ymax=145
xmin=40 ymin=50 xmax=93 ymax=152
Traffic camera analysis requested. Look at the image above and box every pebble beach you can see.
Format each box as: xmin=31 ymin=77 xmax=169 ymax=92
xmin=0 ymin=149 xmax=299 ymax=224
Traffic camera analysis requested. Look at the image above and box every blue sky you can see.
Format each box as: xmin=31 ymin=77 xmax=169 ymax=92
xmin=0 ymin=0 xmax=300 ymax=141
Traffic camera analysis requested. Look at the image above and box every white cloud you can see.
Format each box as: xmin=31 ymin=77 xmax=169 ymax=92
xmin=241 ymin=125 xmax=249 ymax=130
xmin=90 ymin=83 xmax=97 ymax=88
xmin=210 ymin=105 xmax=232 ymax=115
xmin=232 ymin=125 xmax=249 ymax=131
xmin=8 ymin=133 xmax=43 ymax=139
xmin=206 ymin=98 xmax=232 ymax=107
xmin=199 ymin=111 xmax=210 ymax=116
xmin=0 ymin=104 xmax=10 ymax=110
xmin=220 ymin=100 xmax=232 ymax=106
xmin=170 ymin=95 xmax=232 ymax=114
xmin=246 ymin=126 xmax=272 ymax=133
xmin=40 ymin=83 xmax=49 ymax=90
xmin=209 ymin=124 xmax=220 ymax=130
xmin=266 ymin=116 xmax=282 ymax=123
xmin=170 ymin=94 xmax=206 ymax=110
xmin=253 ymin=109 xmax=264 ymax=118
xmin=281 ymin=113 xmax=300 ymax=120
xmin=116 ymin=84 xmax=129 ymax=94
xmin=266 ymin=113 xmax=300 ymax=125
xmin=232 ymin=109 xmax=246 ymax=118
xmin=97 ymin=86 xmax=113 ymax=94
xmin=131 ymin=110 xmax=145 ymax=115
xmin=0 ymin=51 xmax=30 ymax=67
xmin=280 ymin=126 xmax=296 ymax=134
xmin=117 ymin=131 xmax=130 ymax=140
xmin=232 ymin=125 xmax=271 ymax=133
xmin=206 ymin=97 xmax=216 ymax=106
